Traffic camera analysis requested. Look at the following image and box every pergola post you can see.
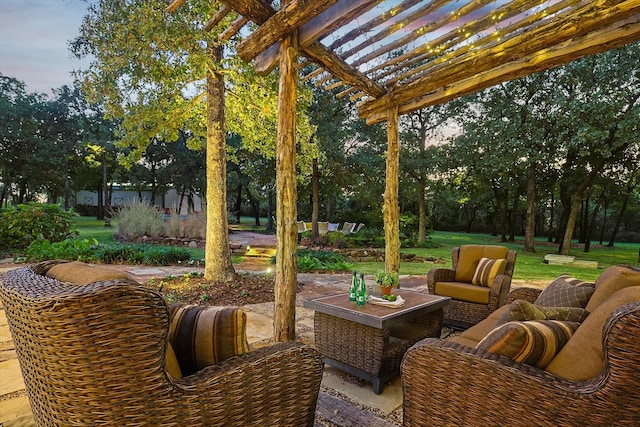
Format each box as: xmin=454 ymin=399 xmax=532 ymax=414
xmin=274 ymin=28 xmax=299 ymax=342
xmin=383 ymin=105 xmax=400 ymax=273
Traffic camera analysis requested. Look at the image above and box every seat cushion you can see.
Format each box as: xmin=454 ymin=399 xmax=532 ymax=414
xmin=45 ymin=261 xmax=131 ymax=285
xmin=535 ymin=275 xmax=595 ymax=308
xmin=497 ymin=300 xmax=590 ymax=325
xmin=477 ymin=320 xmax=580 ymax=369
xmin=585 ymin=266 xmax=640 ymax=312
xmin=546 ymin=286 xmax=640 ymax=381
xmin=455 ymin=245 xmax=509 ymax=282
xmin=168 ymin=304 xmax=250 ymax=376
xmin=435 ymin=281 xmax=490 ymax=304
xmin=471 ymin=257 xmax=507 ymax=287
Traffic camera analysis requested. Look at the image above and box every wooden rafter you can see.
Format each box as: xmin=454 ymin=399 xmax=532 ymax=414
xmin=237 ymin=0 xmax=339 ymax=62
xmin=255 ymin=0 xmax=381 ymax=74
xmin=362 ymin=13 xmax=640 ymax=123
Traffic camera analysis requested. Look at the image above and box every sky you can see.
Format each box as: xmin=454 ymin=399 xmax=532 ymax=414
xmin=0 ymin=0 xmax=91 ymax=96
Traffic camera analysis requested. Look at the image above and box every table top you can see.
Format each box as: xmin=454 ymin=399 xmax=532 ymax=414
xmin=303 ymin=289 xmax=450 ymax=329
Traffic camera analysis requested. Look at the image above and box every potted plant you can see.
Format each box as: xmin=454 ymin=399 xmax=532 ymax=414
xmin=374 ymin=270 xmax=399 ymax=296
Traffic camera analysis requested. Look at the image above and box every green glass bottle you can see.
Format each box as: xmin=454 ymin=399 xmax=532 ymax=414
xmin=356 ymin=273 xmax=366 ymax=306
xmin=349 ymin=271 xmax=357 ymax=302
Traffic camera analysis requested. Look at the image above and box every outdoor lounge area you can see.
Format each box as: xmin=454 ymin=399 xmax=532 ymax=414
xmin=2 ymin=250 xmax=639 ymax=426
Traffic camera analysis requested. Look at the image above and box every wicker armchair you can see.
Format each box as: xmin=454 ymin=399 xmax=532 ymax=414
xmin=401 ymin=298 xmax=640 ymax=426
xmin=0 ymin=263 xmax=323 ymax=426
xmin=427 ymin=245 xmax=517 ymax=328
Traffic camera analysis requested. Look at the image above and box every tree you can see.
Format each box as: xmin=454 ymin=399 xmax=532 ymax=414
xmin=71 ymin=0 xmax=313 ymax=282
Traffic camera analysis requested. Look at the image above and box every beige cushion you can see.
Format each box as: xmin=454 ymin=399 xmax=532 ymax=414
xmin=477 ymin=320 xmax=580 ymax=369
xmin=457 ymin=305 xmax=510 ymax=345
xmin=535 ymin=275 xmax=594 ymax=308
xmin=455 ymin=245 xmax=508 ymax=282
xmin=546 ymin=286 xmax=640 ymax=381
xmin=435 ymin=281 xmax=490 ymax=304
xmin=46 ymin=261 xmax=131 ymax=285
xmin=585 ymin=266 xmax=640 ymax=312
xmin=497 ymin=300 xmax=590 ymax=325
xmin=471 ymin=258 xmax=507 ymax=287
xmin=165 ymin=342 xmax=183 ymax=379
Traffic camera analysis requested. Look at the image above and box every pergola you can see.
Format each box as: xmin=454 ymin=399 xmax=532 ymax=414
xmin=167 ymin=0 xmax=640 ymax=341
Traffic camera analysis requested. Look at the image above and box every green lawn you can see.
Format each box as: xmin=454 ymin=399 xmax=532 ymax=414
xmin=75 ymin=216 xmax=638 ymax=283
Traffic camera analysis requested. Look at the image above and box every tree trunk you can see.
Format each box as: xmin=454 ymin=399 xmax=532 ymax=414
xmin=524 ymin=164 xmax=536 ymax=252
xmin=247 ymin=189 xmax=261 ymax=226
xmin=274 ymin=29 xmax=298 ymax=342
xmin=547 ymin=191 xmax=555 ymax=242
xmin=417 ymin=181 xmax=426 ymax=243
xmin=584 ymin=196 xmax=601 ymax=253
xmin=607 ymin=193 xmax=630 ymax=247
xmin=204 ymin=42 xmax=235 ymax=282
xmin=235 ymin=184 xmax=242 ymax=223
xmin=266 ymin=187 xmax=275 ymax=232
xmin=311 ymin=157 xmax=320 ymax=241
xmin=383 ymin=106 xmax=400 ymax=273
xmin=598 ymin=196 xmax=608 ymax=245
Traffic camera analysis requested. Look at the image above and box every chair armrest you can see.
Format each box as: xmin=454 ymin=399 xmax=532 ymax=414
xmin=426 ymin=268 xmax=456 ymax=293
xmin=504 ymin=287 xmax=542 ymax=304
xmin=402 ymin=338 xmax=595 ymax=426
xmin=171 ymin=341 xmax=323 ymax=426
xmin=486 ymin=273 xmax=513 ymax=310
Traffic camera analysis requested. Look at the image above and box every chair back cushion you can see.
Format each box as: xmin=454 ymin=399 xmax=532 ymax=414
xmin=46 ymin=261 xmax=131 ymax=284
xmin=546 ymin=286 xmax=640 ymax=380
xmin=455 ymin=245 xmax=509 ymax=282
xmin=168 ymin=304 xmax=250 ymax=376
xmin=585 ymin=266 xmax=640 ymax=312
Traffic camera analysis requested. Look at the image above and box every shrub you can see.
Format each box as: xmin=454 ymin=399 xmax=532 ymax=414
xmin=114 ymin=200 xmax=165 ymax=239
xmin=25 ymin=239 xmax=191 ymax=266
xmin=26 ymin=238 xmax=98 ymax=261
xmin=0 ymin=203 xmax=78 ymax=249
xmin=272 ymin=249 xmax=352 ymax=272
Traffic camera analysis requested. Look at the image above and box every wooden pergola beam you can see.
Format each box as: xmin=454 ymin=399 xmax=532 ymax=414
xmin=360 ymin=2 xmax=640 ymax=122
xmin=304 ymin=43 xmax=386 ymax=97
xmin=237 ymin=0 xmax=339 ymax=62
xmin=220 ymin=0 xmax=386 ymax=97
xmin=363 ymin=14 xmax=640 ymax=123
xmin=255 ymin=0 xmax=381 ymax=73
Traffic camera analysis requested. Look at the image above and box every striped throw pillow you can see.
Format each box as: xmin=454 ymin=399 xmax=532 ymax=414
xmin=471 ymin=257 xmax=507 ymax=287
xmin=476 ymin=320 xmax=580 ymax=369
xmin=168 ymin=304 xmax=250 ymax=376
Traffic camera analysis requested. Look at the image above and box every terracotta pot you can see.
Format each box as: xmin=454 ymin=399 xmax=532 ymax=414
xmin=380 ymin=285 xmax=392 ymax=296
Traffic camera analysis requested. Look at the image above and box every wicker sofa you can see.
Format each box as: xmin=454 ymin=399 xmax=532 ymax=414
xmin=402 ymin=265 xmax=640 ymax=426
xmin=0 ymin=261 xmax=324 ymax=426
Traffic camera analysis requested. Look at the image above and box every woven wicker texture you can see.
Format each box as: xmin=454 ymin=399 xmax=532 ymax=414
xmin=314 ymin=308 xmax=443 ymax=378
xmin=401 ymin=302 xmax=640 ymax=426
xmin=427 ymin=246 xmax=517 ymax=327
xmin=0 ymin=263 xmax=324 ymax=426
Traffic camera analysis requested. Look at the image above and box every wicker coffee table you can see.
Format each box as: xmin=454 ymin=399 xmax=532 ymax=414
xmin=304 ymin=289 xmax=449 ymax=394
